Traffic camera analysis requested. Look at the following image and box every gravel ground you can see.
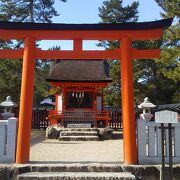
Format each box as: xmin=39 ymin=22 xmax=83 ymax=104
xmin=30 ymin=129 xmax=124 ymax=164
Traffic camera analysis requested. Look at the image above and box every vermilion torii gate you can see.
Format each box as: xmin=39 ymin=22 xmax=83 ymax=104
xmin=0 ymin=18 xmax=172 ymax=164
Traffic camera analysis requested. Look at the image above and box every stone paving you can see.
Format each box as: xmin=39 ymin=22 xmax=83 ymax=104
xmin=30 ymin=129 xmax=124 ymax=164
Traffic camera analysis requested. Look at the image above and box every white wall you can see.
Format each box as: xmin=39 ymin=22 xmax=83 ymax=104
xmin=97 ymin=96 xmax=102 ymax=111
xmin=57 ymin=95 xmax=63 ymax=111
xmin=0 ymin=118 xmax=17 ymax=163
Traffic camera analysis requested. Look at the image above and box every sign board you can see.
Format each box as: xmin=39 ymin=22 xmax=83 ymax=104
xmin=155 ymin=110 xmax=178 ymax=124
xmin=67 ymin=124 xmax=91 ymax=128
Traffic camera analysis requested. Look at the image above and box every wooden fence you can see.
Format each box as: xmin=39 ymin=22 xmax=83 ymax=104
xmin=32 ymin=109 xmax=48 ymax=129
xmin=108 ymin=111 xmax=122 ymax=130
xmin=0 ymin=118 xmax=17 ymax=163
xmin=137 ymin=118 xmax=180 ymax=164
xmin=31 ymin=108 xmax=123 ymax=130
xmin=3 ymin=108 xmax=122 ymax=130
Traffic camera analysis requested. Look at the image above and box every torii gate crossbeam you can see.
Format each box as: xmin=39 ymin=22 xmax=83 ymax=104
xmin=0 ymin=18 xmax=173 ymax=164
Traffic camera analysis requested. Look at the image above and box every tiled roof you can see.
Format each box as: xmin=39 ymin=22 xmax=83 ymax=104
xmin=46 ymin=60 xmax=112 ymax=83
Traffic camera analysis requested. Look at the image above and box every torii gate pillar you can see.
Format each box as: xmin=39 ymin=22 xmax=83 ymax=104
xmin=16 ymin=37 xmax=36 ymax=163
xmin=121 ymin=37 xmax=137 ymax=164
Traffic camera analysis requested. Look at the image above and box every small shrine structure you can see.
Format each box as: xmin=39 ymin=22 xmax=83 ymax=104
xmin=47 ymin=60 xmax=112 ymax=127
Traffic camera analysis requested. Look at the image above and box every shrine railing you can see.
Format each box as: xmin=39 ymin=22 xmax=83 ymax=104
xmin=48 ymin=110 xmax=111 ymax=127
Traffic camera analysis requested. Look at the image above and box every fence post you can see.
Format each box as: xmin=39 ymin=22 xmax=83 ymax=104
xmin=137 ymin=119 xmax=146 ymax=164
xmin=0 ymin=118 xmax=17 ymax=163
xmin=7 ymin=117 xmax=18 ymax=162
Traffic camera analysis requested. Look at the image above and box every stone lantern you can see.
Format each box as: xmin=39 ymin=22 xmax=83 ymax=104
xmin=0 ymin=96 xmax=17 ymax=119
xmin=138 ymin=97 xmax=156 ymax=121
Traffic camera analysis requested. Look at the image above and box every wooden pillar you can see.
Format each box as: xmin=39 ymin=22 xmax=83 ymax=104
xmin=16 ymin=37 xmax=36 ymax=164
xmin=120 ymin=37 xmax=137 ymax=164
xmin=101 ymin=89 xmax=104 ymax=111
xmin=73 ymin=39 xmax=82 ymax=51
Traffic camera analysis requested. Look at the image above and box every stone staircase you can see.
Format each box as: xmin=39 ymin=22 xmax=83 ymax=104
xmin=59 ymin=128 xmax=100 ymax=141
xmin=16 ymin=164 xmax=135 ymax=180
xmin=17 ymin=172 xmax=135 ymax=179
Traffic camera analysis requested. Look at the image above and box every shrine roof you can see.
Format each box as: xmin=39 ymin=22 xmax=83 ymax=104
xmin=0 ymin=18 xmax=173 ymax=30
xmin=46 ymin=60 xmax=112 ymax=83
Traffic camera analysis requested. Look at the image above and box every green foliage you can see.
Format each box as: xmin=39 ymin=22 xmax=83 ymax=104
xmin=0 ymin=1 xmax=66 ymax=105
xmin=98 ymin=0 xmax=139 ymax=106
xmin=99 ymin=0 xmax=139 ymax=23
xmin=0 ymin=59 xmax=22 ymax=103
xmin=154 ymin=0 xmax=180 ymax=103
xmin=34 ymin=61 xmax=51 ymax=105
xmin=99 ymin=0 xmax=180 ymax=106
xmin=0 ymin=0 xmax=66 ymax=22
xmin=155 ymin=0 xmax=180 ymax=18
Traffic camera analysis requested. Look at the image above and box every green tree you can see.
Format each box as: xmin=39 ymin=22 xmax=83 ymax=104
xmin=0 ymin=0 xmax=67 ymax=105
xmin=98 ymin=0 xmax=139 ymax=106
xmin=154 ymin=0 xmax=180 ymax=102
xmin=0 ymin=59 xmax=22 ymax=103
xmin=99 ymin=0 xmax=180 ymax=106
xmin=0 ymin=0 xmax=67 ymax=22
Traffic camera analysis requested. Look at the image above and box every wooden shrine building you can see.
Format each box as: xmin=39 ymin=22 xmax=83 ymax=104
xmin=47 ymin=60 xmax=112 ymax=128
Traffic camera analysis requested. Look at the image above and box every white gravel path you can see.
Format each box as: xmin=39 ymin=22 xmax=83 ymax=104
xmin=30 ymin=129 xmax=124 ymax=164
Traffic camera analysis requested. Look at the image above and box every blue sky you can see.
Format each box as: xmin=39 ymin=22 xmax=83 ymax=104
xmin=39 ymin=0 xmax=163 ymax=50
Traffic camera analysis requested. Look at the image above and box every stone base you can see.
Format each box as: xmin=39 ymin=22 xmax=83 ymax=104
xmin=17 ymin=172 xmax=135 ymax=180
xmin=46 ymin=125 xmax=113 ymax=141
xmin=1 ymin=163 xmax=178 ymax=180
xmin=59 ymin=135 xmax=99 ymax=141
xmin=59 ymin=128 xmax=100 ymax=141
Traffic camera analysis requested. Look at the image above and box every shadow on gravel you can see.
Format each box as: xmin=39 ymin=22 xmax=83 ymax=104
xmin=112 ymin=130 xmax=123 ymax=140
xmin=31 ymin=130 xmax=46 ymax=146
xmin=41 ymin=142 xmax=82 ymax=145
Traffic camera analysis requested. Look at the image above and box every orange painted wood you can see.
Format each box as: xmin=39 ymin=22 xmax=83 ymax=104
xmin=132 ymin=49 xmax=160 ymax=59
xmin=0 ymin=49 xmax=24 ymax=59
xmin=16 ymin=37 xmax=36 ymax=164
xmin=74 ymin=39 xmax=82 ymax=51
xmin=65 ymin=108 xmax=93 ymax=111
xmin=0 ymin=48 xmax=160 ymax=60
xmin=93 ymin=91 xmax=97 ymax=111
xmin=120 ymin=37 xmax=137 ymax=164
xmin=35 ymin=49 xmax=121 ymax=59
xmin=50 ymin=82 xmax=109 ymax=88
xmin=63 ymin=88 xmax=97 ymax=92
xmin=0 ymin=29 xmax=163 ymax=40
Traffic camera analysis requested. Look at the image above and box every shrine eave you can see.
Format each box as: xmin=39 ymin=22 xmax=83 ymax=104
xmin=46 ymin=79 xmax=112 ymax=83
xmin=0 ymin=18 xmax=173 ymax=30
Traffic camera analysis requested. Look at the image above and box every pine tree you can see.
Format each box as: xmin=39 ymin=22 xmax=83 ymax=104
xmin=0 ymin=0 xmax=67 ymax=23
xmin=98 ymin=0 xmax=139 ymax=106
xmin=0 ymin=0 xmax=67 ymax=104
xmin=154 ymin=0 xmax=180 ymax=102
xmin=99 ymin=0 xmax=179 ymax=106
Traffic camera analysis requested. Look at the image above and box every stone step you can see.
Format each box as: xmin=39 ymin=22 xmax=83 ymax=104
xmin=59 ymin=135 xmax=99 ymax=141
xmin=17 ymin=172 xmax=135 ymax=180
xmin=60 ymin=131 xmax=98 ymax=136
xmin=64 ymin=128 xmax=98 ymax=132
